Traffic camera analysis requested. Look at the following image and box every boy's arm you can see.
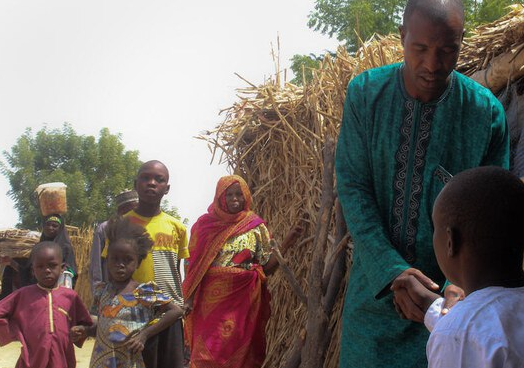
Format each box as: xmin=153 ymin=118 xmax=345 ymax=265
xmin=70 ymin=322 xmax=97 ymax=346
xmin=177 ymin=224 xmax=189 ymax=260
xmin=70 ymin=293 xmax=94 ymax=347
xmin=0 ymin=291 xmax=20 ymax=346
xmin=424 ymin=297 xmax=444 ymax=332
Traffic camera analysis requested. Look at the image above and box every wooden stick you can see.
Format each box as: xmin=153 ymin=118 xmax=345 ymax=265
xmin=301 ymin=136 xmax=336 ymax=368
xmin=282 ymin=330 xmax=306 ymax=368
xmin=322 ymin=233 xmax=349 ymax=293
xmin=270 ymin=239 xmax=308 ymax=305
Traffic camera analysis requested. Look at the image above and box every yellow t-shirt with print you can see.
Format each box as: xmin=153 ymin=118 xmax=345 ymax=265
xmin=125 ymin=210 xmax=188 ymax=306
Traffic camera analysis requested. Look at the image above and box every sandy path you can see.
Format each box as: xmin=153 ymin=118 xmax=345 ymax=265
xmin=0 ymin=340 xmax=93 ymax=368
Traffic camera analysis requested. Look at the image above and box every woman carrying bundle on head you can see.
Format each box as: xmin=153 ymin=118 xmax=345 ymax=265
xmin=40 ymin=214 xmax=77 ymax=288
xmin=182 ymin=175 xmax=302 ymax=368
xmin=0 ymin=214 xmax=75 ymax=298
xmin=0 ymin=215 xmax=76 ymax=299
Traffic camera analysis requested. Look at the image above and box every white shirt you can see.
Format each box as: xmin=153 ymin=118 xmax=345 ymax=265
xmin=425 ymin=286 xmax=524 ymax=368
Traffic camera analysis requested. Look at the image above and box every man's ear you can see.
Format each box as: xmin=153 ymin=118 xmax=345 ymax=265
xmin=165 ymin=183 xmax=170 ymax=195
xmin=446 ymin=227 xmax=461 ymax=257
xmin=399 ymin=25 xmax=406 ymax=46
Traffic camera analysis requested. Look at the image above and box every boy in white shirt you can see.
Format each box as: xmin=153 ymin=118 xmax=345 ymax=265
xmin=392 ymin=166 xmax=524 ymax=368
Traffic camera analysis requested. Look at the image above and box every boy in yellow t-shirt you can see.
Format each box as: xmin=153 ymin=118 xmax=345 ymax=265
xmin=127 ymin=159 xmax=188 ymax=368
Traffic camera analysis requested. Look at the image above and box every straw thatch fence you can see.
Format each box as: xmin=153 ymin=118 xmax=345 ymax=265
xmin=0 ymin=226 xmax=94 ymax=307
xmin=200 ymin=5 xmax=524 ymax=368
xmin=69 ymin=226 xmax=94 ymax=308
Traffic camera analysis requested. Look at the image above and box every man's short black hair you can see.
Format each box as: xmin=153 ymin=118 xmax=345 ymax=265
xmin=438 ymin=166 xmax=524 ymax=259
xmin=403 ymin=0 xmax=464 ymax=27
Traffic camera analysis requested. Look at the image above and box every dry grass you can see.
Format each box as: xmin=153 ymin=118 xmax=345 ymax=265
xmin=70 ymin=226 xmax=94 ymax=308
xmin=458 ymin=4 xmax=524 ymax=76
xmin=0 ymin=229 xmax=40 ymax=258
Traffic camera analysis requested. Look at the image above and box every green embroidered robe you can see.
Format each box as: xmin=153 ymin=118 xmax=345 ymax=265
xmin=335 ymin=63 xmax=509 ymax=368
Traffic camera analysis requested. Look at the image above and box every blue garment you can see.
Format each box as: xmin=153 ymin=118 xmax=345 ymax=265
xmin=335 ymin=63 xmax=508 ymax=368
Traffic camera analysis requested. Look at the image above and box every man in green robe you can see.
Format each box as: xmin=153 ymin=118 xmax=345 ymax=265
xmin=335 ymin=0 xmax=509 ymax=367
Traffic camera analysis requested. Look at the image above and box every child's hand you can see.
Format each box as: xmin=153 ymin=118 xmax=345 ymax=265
xmin=125 ymin=331 xmax=148 ymax=354
xmin=70 ymin=325 xmax=88 ymax=342
xmin=182 ymin=297 xmax=193 ymax=317
xmin=441 ymin=284 xmax=465 ymax=315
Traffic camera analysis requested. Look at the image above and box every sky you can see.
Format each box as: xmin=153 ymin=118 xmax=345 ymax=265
xmin=0 ymin=0 xmax=340 ymax=229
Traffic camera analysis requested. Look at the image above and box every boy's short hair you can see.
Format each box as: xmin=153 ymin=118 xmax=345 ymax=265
xmin=105 ymin=216 xmax=153 ymax=262
xmin=137 ymin=160 xmax=169 ymax=179
xmin=30 ymin=241 xmax=63 ymax=263
xmin=439 ymin=166 xmax=524 ymax=258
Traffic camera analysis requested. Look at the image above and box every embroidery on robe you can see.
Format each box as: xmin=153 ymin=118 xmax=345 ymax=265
xmin=392 ymin=101 xmax=434 ymax=263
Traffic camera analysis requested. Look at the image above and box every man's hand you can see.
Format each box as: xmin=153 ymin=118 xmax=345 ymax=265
xmin=390 ymin=268 xmax=441 ymax=323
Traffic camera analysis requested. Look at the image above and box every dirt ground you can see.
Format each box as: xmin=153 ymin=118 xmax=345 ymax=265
xmin=0 ymin=339 xmax=94 ymax=368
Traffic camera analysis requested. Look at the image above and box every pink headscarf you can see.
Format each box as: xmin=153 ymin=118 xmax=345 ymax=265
xmin=182 ymin=175 xmax=265 ymax=297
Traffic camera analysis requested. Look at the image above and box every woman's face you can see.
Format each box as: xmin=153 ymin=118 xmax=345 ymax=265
xmin=43 ymin=220 xmax=60 ymax=239
xmin=225 ymin=183 xmax=245 ymax=214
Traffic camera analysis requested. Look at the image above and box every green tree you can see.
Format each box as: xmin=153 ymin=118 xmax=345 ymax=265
xmin=308 ymin=0 xmax=404 ymax=51
xmin=290 ymin=53 xmax=324 ymax=85
xmin=464 ymin=0 xmax=518 ymax=29
xmin=2 ymin=124 xmax=142 ymax=228
xmin=161 ymin=199 xmax=189 ymax=225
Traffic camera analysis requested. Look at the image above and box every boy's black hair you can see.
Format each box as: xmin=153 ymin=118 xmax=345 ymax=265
xmin=403 ymin=0 xmax=464 ymax=27
xmin=137 ymin=160 xmax=170 ymax=180
xmin=105 ymin=216 xmax=153 ymax=262
xmin=438 ymin=166 xmax=524 ymax=259
xmin=30 ymin=241 xmax=63 ymax=263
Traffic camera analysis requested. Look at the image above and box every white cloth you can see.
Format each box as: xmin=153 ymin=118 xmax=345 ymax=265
xmin=426 ymin=286 xmax=524 ymax=368
xmin=424 ymin=296 xmax=445 ymax=332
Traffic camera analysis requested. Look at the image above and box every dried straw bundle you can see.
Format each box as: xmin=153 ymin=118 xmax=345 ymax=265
xmin=70 ymin=226 xmax=94 ymax=308
xmin=0 ymin=229 xmax=40 ymax=258
xmin=458 ymin=4 xmax=524 ymax=76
